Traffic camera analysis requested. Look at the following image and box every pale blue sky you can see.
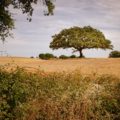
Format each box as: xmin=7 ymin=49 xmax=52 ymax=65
xmin=0 ymin=0 xmax=120 ymax=58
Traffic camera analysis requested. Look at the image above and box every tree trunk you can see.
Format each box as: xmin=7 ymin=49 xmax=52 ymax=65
xmin=79 ymin=49 xmax=83 ymax=58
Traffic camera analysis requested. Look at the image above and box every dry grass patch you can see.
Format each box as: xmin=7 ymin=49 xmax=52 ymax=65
xmin=0 ymin=57 xmax=120 ymax=77
xmin=0 ymin=66 xmax=120 ymax=120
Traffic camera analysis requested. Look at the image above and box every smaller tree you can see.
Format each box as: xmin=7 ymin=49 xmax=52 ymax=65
xmin=50 ymin=26 xmax=113 ymax=58
xmin=109 ymin=50 xmax=120 ymax=58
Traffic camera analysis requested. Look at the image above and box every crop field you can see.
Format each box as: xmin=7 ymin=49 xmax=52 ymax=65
xmin=0 ymin=57 xmax=120 ymax=77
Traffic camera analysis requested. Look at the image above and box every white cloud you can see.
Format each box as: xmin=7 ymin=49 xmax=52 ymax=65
xmin=1 ymin=0 xmax=120 ymax=57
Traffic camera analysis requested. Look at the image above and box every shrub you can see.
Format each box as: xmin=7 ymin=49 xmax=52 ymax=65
xmin=0 ymin=67 xmax=38 ymax=120
xmin=39 ymin=53 xmax=45 ymax=59
xmin=59 ymin=55 xmax=68 ymax=59
xmin=39 ymin=53 xmax=56 ymax=60
xmin=70 ymin=55 xmax=76 ymax=58
xmin=30 ymin=56 xmax=34 ymax=58
xmin=109 ymin=50 xmax=120 ymax=58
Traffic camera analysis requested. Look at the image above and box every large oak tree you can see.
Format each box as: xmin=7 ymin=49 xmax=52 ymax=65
xmin=50 ymin=26 xmax=113 ymax=58
xmin=0 ymin=0 xmax=55 ymax=41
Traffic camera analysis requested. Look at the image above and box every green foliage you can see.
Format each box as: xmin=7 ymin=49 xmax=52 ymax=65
xmin=39 ymin=53 xmax=57 ymax=60
xmin=0 ymin=0 xmax=55 ymax=41
xmin=59 ymin=55 xmax=69 ymax=59
xmin=44 ymin=0 xmax=55 ymax=16
xmin=50 ymin=26 xmax=113 ymax=57
xmin=0 ymin=66 xmax=120 ymax=120
xmin=0 ymin=67 xmax=38 ymax=120
xmin=30 ymin=56 xmax=34 ymax=58
xmin=70 ymin=55 xmax=76 ymax=58
xmin=0 ymin=5 xmax=14 ymax=41
xmin=59 ymin=54 xmax=77 ymax=59
xmin=109 ymin=50 xmax=120 ymax=58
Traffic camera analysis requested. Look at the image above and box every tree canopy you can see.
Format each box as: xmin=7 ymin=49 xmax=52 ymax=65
xmin=0 ymin=0 xmax=55 ymax=41
xmin=50 ymin=26 xmax=113 ymax=58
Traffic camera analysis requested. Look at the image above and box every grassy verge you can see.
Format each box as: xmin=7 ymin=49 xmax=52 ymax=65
xmin=0 ymin=66 xmax=120 ymax=120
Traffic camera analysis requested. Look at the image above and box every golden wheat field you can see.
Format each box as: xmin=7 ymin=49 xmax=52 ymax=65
xmin=0 ymin=56 xmax=120 ymax=77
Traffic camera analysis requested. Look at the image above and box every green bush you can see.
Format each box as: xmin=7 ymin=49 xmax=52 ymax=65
xmin=59 ymin=55 xmax=68 ymax=59
xmin=70 ymin=55 xmax=76 ymax=58
xmin=39 ymin=53 xmax=45 ymax=59
xmin=109 ymin=50 xmax=120 ymax=58
xmin=0 ymin=67 xmax=38 ymax=120
xmin=30 ymin=56 xmax=34 ymax=58
xmin=39 ymin=53 xmax=56 ymax=60
xmin=0 ymin=66 xmax=120 ymax=120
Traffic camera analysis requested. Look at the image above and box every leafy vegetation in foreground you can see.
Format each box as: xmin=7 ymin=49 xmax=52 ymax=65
xmin=0 ymin=66 xmax=120 ymax=120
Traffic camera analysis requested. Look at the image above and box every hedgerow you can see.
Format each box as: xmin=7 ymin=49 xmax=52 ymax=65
xmin=0 ymin=66 xmax=120 ymax=120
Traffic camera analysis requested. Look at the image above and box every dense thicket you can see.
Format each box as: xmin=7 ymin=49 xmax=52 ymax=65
xmin=0 ymin=66 xmax=120 ymax=120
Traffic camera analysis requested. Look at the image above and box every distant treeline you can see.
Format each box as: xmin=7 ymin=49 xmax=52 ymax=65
xmin=30 ymin=50 xmax=120 ymax=60
xmin=38 ymin=53 xmax=77 ymax=60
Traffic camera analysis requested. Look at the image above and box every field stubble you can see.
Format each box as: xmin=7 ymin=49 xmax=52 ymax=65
xmin=0 ymin=57 xmax=120 ymax=77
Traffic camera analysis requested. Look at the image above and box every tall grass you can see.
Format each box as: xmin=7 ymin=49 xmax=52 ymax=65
xmin=0 ymin=66 xmax=120 ymax=120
